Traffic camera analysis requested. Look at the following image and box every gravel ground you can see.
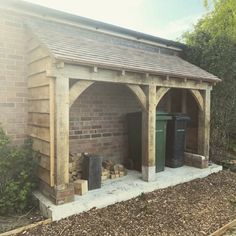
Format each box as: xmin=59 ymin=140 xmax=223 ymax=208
xmin=18 ymin=170 xmax=236 ymax=236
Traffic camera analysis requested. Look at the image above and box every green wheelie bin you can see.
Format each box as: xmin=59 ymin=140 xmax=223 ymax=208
xmin=156 ymin=112 xmax=172 ymax=172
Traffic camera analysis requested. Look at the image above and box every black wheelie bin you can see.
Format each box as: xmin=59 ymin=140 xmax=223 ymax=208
xmin=165 ymin=113 xmax=190 ymax=168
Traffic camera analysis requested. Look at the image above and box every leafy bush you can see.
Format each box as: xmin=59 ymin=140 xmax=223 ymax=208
xmin=183 ymin=0 xmax=236 ymax=161
xmin=0 ymin=128 xmax=38 ymax=215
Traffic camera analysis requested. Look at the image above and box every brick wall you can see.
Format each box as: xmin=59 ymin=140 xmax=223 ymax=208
xmin=69 ymin=82 xmax=141 ymax=164
xmin=0 ymin=10 xmax=27 ymax=145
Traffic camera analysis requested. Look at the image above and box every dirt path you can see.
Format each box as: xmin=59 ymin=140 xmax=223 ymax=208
xmin=18 ymin=171 xmax=236 ymax=236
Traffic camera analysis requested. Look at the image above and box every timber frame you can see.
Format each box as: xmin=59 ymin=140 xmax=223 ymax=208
xmin=26 ymin=21 xmax=216 ymax=205
xmin=46 ymin=60 xmax=212 ymax=188
xmin=0 ymin=0 xmax=220 ymax=206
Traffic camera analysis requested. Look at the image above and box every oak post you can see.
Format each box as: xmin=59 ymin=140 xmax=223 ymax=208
xmin=142 ymin=85 xmax=156 ymax=181
xmin=55 ymin=75 xmax=69 ymax=187
xmin=198 ymin=89 xmax=211 ymax=159
xmin=181 ymin=89 xmax=187 ymax=113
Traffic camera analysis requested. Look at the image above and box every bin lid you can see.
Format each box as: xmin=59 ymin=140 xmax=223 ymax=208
xmin=156 ymin=112 xmax=172 ymax=121
xmin=169 ymin=113 xmax=190 ymax=121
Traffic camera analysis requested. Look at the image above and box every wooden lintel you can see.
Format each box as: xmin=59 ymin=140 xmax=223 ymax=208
xmin=195 ymin=79 xmax=202 ymax=84
xmin=57 ymin=64 xmax=210 ymax=90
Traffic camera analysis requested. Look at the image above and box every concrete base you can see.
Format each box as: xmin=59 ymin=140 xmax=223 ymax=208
xmin=142 ymin=165 xmax=156 ymax=181
xmin=35 ymin=164 xmax=222 ymax=221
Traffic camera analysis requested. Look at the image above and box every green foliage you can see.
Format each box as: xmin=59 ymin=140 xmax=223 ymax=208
xmin=183 ymin=0 xmax=236 ymax=160
xmin=0 ymin=128 xmax=38 ymax=215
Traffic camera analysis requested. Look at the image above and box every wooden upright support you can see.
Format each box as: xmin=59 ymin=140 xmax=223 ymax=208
xmin=55 ymin=75 xmax=70 ymax=187
xmin=198 ymin=89 xmax=211 ymax=159
xmin=181 ymin=89 xmax=187 ymax=113
xmin=142 ymin=85 xmax=156 ymax=181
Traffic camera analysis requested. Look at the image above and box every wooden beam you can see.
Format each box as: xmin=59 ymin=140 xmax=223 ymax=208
xmin=156 ymin=87 xmax=171 ymax=106
xmin=198 ymin=89 xmax=211 ymax=158
xmin=52 ymin=64 xmax=211 ymax=90
xmin=55 ymin=75 xmax=69 ymax=186
xmin=69 ymin=80 xmax=94 ymax=107
xmin=203 ymin=89 xmax=211 ymax=159
xmin=190 ymin=89 xmax=204 ymax=112
xmin=49 ymin=77 xmax=55 ymax=187
xmin=181 ymin=89 xmax=187 ymax=113
xmin=28 ymin=72 xmax=49 ymax=88
xmin=126 ymin=84 xmax=147 ymax=110
xmin=166 ymin=92 xmax=172 ymax=112
xmin=142 ymin=85 xmax=156 ymax=181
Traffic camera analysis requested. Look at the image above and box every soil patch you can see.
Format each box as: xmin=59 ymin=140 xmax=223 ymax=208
xmin=18 ymin=171 xmax=236 ymax=236
xmin=0 ymin=209 xmax=44 ymax=234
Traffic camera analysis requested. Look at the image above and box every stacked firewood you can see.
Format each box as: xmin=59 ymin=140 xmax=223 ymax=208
xmin=69 ymin=153 xmax=127 ymax=183
xmin=69 ymin=153 xmax=84 ymax=182
xmin=101 ymin=160 xmax=127 ymax=181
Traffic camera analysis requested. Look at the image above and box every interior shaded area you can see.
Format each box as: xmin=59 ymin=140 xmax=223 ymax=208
xmin=69 ymin=82 xmax=141 ymax=165
xmin=157 ymin=88 xmax=199 ymax=153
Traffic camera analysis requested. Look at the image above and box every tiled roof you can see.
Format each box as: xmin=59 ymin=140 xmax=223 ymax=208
xmin=27 ymin=19 xmax=220 ymax=82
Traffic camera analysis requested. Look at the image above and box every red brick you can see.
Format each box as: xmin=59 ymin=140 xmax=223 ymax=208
xmin=0 ymin=10 xmax=27 ymax=145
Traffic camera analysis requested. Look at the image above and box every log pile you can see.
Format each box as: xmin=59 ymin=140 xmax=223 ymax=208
xmin=74 ymin=179 xmax=88 ymax=195
xmin=69 ymin=153 xmax=84 ymax=182
xmin=101 ymin=160 xmax=127 ymax=181
xmin=69 ymin=153 xmax=127 ymax=183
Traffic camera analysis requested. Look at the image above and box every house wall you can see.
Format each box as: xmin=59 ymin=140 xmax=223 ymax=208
xmin=0 ymin=9 xmax=27 ymax=145
xmin=0 ymin=6 xmax=182 ymax=147
xmin=69 ymin=82 xmax=141 ymax=164
xmin=33 ymin=19 xmax=181 ymax=57
xmin=0 ymin=8 xmax=54 ymax=186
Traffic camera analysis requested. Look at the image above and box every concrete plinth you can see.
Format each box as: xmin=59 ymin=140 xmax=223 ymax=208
xmin=142 ymin=165 xmax=156 ymax=181
xmin=35 ymin=164 xmax=222 ymax=221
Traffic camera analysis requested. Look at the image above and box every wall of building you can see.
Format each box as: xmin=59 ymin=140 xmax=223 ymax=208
xmin=0 ymin=9 xmax=27 ymax=145
xmin=0 ymin=4 xmax=182 ymax=148
xmin=69 ymin=82 xmax=141 ymax=164
xmin=34 ymin=19 xmax=181 ymax=57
